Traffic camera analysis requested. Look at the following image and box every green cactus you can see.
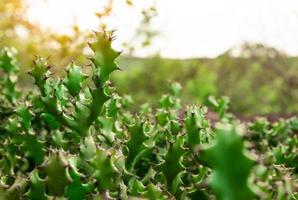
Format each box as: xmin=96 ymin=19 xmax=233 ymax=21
xmin=90 ymin=148 xmax=121 ymax=191
xmin=200 ymin=123 xmax=254 ymax=200
xmin=125 ymin=121 xmax=152 ymax=172
xmin=66 ymin=169 xmax=94 ymax=200
xmin=26 ymin=170 xmax=47 ymax=200
xmin=43 ymin=152 xmax=69 ymax=196
xmin=0 ymin=30 xmax=297 ymax=200
xmin=159 ymin=135 xmax=186 ymax=194
xmin=185 ymin=106 xmax=209 ymax=151
xmin=0 ymin=47 xmax=21 ymax=102
xmin=64 ymin=62 xmax=88 ymax=97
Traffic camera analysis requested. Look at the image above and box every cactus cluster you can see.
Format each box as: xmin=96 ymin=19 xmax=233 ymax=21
xmin=0 ymin=31 xmax=297 ymax=200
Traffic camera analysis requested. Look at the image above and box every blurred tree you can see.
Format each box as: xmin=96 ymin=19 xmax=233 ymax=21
xmin=95 ymin=0 xmax=159 ymax=55
xmin=215 ymin=43 xmax=298 ymax=115
xmin=0 ymin=0 xmax=159 ymax=69
xmin=113 ymin=43 xmax=298 ymax=116
xmin=122 ymin=2 xmax=159 ymax=55
xmin=0 ymin=0 xmax=89 ymax=70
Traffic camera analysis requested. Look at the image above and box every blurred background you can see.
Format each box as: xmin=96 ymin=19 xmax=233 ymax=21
xmin=1 ymin=0 xmax=298 ymax=116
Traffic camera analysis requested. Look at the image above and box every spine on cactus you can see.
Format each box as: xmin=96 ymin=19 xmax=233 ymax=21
xmin=29 ymin=31 xmax=121 ymax=136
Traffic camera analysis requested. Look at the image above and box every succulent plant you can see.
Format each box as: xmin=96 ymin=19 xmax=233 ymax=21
xmin=0 ymin=30 xmax=297 ymax=200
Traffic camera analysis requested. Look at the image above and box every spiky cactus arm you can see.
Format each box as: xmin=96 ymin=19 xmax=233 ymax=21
xmin=28 ymin=31 xmax=121 ymax=135
xmin=0 ymin=47 xmax=20 ymax=104
xmin=0 ymin=47 xmax=20 ymax=133
xmin=85 ymin=31 xmax=121 ymax=127
xmin=29 ymin=56 xmax=50 ymax=96
xmin=200 ymin=124 xmax=254 ymax=200
xmin=159 ymin=135 xmax=186 ymax=195
xmin=89 ymin=30 xmax=121 ymax=86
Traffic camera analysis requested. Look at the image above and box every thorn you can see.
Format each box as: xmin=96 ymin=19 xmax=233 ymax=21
xmin=111 ymin=35 xmax=116 ymax=41
xmin=15 ymin=185 xmax=21 ymax=191
xmin=118 ymin=50 xmax=124 ymax=55
xmin=87 ymin=42 xmax=93 ymax=49
xmin=92 ymin=30 xmax=98 ymax=35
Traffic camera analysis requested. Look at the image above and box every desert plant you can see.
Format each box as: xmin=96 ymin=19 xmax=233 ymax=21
xmin=0 ymin=31 xmax=297 ymax=200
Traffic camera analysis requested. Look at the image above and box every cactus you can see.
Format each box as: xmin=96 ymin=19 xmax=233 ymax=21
xmin=0 ymin=30 xmax=297 ymax=200
xmin=200 ymin=124 xmax=254 ymax=200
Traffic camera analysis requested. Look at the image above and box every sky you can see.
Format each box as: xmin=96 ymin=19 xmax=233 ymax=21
xmin=26 ymin=0 xmax=298 ymax=58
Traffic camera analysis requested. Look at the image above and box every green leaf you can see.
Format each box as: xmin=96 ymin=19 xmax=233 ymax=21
xmin=159 ymin=95 xmax=174 ymax=109
xmin=41 ymin=96 xmax=62 ymax=116
xmin=98 ymin=117 xmax=115 ymax=145
xmin=185 ymin=106 xmax=207 ymax=150
xmin=29 ymin=57 xmax=51 ymax=90
xmin=52 ymin=130 xmax=67 ymax=148
xmin=119 ymin=181 xmax=128 ymax=200
xmin=170 ymin=82 xmax=182 ymax=96
xmin=125 ymin=121 xmax=150 ymax=171
xmin=80 ymin=134 xmax=96 ymax=160
xmin=106 ymin=96 xmax=121 ymax=117
xmin=43 ymin=152 xmax=69 ymax=196
xmin=170 ymin=120 xmax=181 ymax=135
xmin=73 ymin=101 xmax=91 ymax=124
xmin=21 ymin=134 xmax=45 ymax=165
xmin=66 ymin=169 xmax=94 ymax=200
xmin=26 ymin=170 xmax=46 ymax=200
xmin=86 ymin=86 xmax=109 ymax=127
xmin=41 ymin=113 xmax=60 ymax=130
xmin=0 ymin=47 xmax=19 ymax=73
xmin=16 ymin=105 xmax=33 ymax=131
xmin=170 ymin=170 xmax=187 ymax=194
xmin=64 ymin=63 xmax=87 ymax=96
xmin=54 ymin=80 xmax=68 ymax=108
xmin=2 ymin=75 xmax=21 ymax=102
xmin=90 ymin=148 xmax=120 ymax=191
xmin=156 ymin=109 xmax=168 ymax=126
xmin=207 ymin=96 xmax=229 ymax=120
xmin=128 ymin=177 xmax=146 ymax=196
xmin=143 ymin=183 xmax=167 ymax=200
xmin=89 ymin=31 xmax=120 ymax=85
xmin=159 ymin=135 xmax=186 ymax=190
xmin=201 ymin=123 xmax=254 ymax=200
xmin=288 ymin=117 xmax=298 ymax=131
